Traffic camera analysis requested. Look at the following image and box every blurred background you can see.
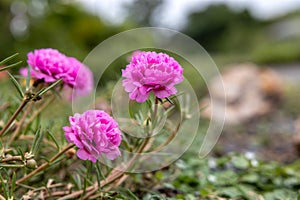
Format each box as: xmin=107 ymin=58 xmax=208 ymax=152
xmin=1 ymin=0 xmax=300 ymax=86
xmin=2 ymin=1 xmax=300 ymax=198
xmin=1 ymin=0 xmax=300 ymax=64
xmin=1 ymin=0 xmax=300 ymax=162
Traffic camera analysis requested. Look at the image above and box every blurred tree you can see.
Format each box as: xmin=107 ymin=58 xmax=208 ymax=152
xmin=0 ymin=1 xmax=15 ymax=58
xmin=124 ymin=0 xmax=163 ymax=26
xmin=0 ymin=0 xmax=122 ymax=61
xmin=183 ymin=4 xmax=263 ymax=53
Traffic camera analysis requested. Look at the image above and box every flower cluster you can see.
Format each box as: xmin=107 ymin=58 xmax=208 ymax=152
xmin=63 ymin=50 xmax=184 ymax=163
xmin=20 ymin=48 xmax=93 ymax=97
xmin=122 ymin=51 xmax=184 ymax=102
xmin=64 ymin=110 xmax=122 ymax=162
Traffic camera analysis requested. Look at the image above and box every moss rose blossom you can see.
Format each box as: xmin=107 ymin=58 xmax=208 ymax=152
xmin=67 ymin=57 xmax=94 ymax=97
xmin=20 ymin=48 xmax=93 ymax=97
xmin=63 ymin=110 xmax=122 ymax=162
xmin=122 ymin=51 xmax=184 ymax=102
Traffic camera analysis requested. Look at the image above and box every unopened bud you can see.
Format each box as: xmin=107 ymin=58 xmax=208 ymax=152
xmin=5 ymin=154 xmax=12 ymax=159
xmin=26 ymin=159 xmax=37 ymax=169
xmin=65 ymin=148 xmax=76 ymax=158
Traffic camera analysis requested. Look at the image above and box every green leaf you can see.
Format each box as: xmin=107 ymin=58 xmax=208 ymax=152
xmin=10 ymin=172 xmax=16 ymax=196
xmin=264 ymin=189 xmax=298 ymax=200
xmin=81 ymin=177 xmax=88 ymax=198
xmin=35 ymin=79 xmax=62 ymax=98
xmin=95 ymin=160 xmax=105 ymax=191
xmin=241 ymin=173 xmax=259 ymax=183
xmin=46 ymin=130 xmax=60 ymax=150
xmin=30 ymin=127 xmax=44 ymax=155
xmin=0 ymin=53 xmax=19 ymax=65
xmin=127 ymin=189 xmax=139 ymax=200
xmin=213 ymin=170 xmax=238 ymax=186
xmin=231 ymin=155 xmax=249 ymax=169
xmin=50 ymin=156 xmax=64 ymax=166
xmin=0 ymin=174 xmax=9 ymax=199
xmin=17 ymin=147 xmax=25 ymax=161
xmin=39 ymin=156 xmax=50 ymax=163
xmin=0 ymin=139 xmax=3 ymax=154
xmin=26 ymin=65 xmax=31 ymax=91
xmin=7 ymin=72 xmax=24 ymax=98
xmin=0 ymin=61 xmax=22 ymax=72
xmin=218 ymin=186 xmax=242 ymax=198
xmin=154 ymin=171 xmax=163 ymax=180
xmin=199 ymin=188 xmax=210 ymax=197
xmin=71 ymin=174 xmax=82 ymax=190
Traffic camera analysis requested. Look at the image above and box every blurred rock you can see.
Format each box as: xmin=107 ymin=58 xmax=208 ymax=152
xmin=200 ymin=63 xmax=283 ymax=125
xmin=0 ymin=66 xmax=9 ymax=80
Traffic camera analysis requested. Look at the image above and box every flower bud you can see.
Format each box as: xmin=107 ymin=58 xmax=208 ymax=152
xmin=65 ymin=148 xmax=76 ymax=158
xmin=26 ymin=159 xmax=37 ymax=169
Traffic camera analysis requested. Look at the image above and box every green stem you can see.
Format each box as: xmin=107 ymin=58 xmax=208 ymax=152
xmin=0 ymin=99 xmax=29 ymax=137
xmin=152 ymin=97 xmax=159 ymax=122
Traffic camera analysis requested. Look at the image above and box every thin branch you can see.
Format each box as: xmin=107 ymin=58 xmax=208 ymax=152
xmin=151 ymin=122 xmax=180 ymax=153
xmin=0 ymin=155 xmax=22 ymax=163
xmin=8 ymin=102 xmax=34 ymax=145
xmin=16 ymin=143 xmax=75 ymax=184
xmin=0 ymin=99 xmax=29 ymax=136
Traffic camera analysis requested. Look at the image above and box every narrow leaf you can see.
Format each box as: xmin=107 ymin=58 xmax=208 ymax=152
xmin=35 ymin=79 xmax=62 ymax=97
xmin=39 ymin=156 xmax=50 ymax=163
xmin=0 ymin=174 xmax=9 ymax=199
xmin=17 ymin=147 xmax=25 ymax=161
xmin=46 ymin=130 xmax=60 ymax=150
xmin=95 ymin=161 xmax=105 ymax=191
xmin=0 ymin=139 xmax=3 ymax=153
xmin=127 ymin=189 xmax=139 ymax=200
xmin=26 ymin=65 xmax=31 ymax=91
xmin=50 ymin=156 xmax=64 ymax=166
xmin=30 ymin=127 xmax=44 ymax=155
xmin=71 ymin=174 xmax=82 ymax=190
xmin=7 ymin=72 xmax=24 ymax=98
xmin=165 ymin=97 xmax=174 ymax=105
xmin=0 ymin=61 xmax=22 ymax=72
xmin=0 ymin=53 xmax=19 ymax=65
xmin=11 ymin=172 xmax=16 ymax=196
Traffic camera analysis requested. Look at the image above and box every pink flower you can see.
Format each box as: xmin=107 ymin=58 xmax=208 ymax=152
xmin=25 ymin=48 xmax=74 ymax=84
xmin=122 ymin=51 xmax=184 ymax=102
xmin=20 ymin=48 xmax=93 ymax=97
xmin=68 ymin=57 xmax=94 ymax=98
xmin=63 ymin=110 xmax=122 ymax=162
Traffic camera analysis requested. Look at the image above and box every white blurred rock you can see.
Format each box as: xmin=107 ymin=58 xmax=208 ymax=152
xmin=201 ymin=63 xmax=283 ymax=125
